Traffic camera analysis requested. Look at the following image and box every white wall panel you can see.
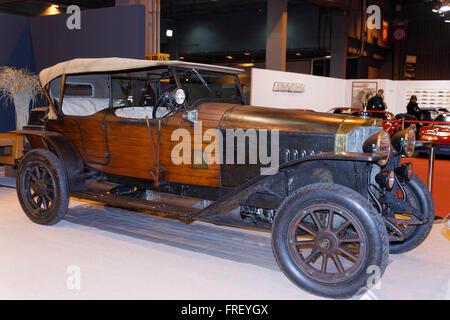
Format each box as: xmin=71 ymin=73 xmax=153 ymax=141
xmin=251 ymin=68 xmax=450 ymax=116
xmin=250 ymin=68 xmax=346 ymax=113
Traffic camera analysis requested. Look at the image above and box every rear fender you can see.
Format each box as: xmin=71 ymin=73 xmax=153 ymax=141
xmin=16 ymin=130 xmax=85 ymax=193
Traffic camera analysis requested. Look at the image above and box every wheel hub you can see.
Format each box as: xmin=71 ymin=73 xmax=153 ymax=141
xmin=34 ymin=179 xmax=45 ymax=196
xmin=318 ymin=238 xmax=331 ymax=250
xmin=315 ymin=231 xmax=338 ymax=255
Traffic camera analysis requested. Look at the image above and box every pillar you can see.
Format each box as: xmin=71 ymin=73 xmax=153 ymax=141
xmin=116 ymin=0 xmax=160 ymax=54
xmin=265 ymin=0 xmax=288 ymax=71
xmin=330 ymin=14 xmax=348 ymax=79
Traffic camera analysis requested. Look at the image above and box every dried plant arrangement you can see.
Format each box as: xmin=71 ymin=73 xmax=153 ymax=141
xmin=0 ymin=66 xmax=42 ymax=130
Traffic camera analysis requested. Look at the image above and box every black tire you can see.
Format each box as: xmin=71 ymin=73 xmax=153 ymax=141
xmin=389 ymin=173 xmax=435 ymax=254
xmin=16 ymin=149 xmax=69 ymax=225
xmin=272 ymin=183 xmax=389 ymax=299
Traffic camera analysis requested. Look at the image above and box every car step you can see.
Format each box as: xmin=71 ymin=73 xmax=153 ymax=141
xmin=385 ymin=216 xmax=427 ymax=226
xmin=71 ymin=191 xmax=201 ymax=221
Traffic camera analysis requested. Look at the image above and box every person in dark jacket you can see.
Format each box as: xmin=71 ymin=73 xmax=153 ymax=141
xmin=367 ymin=89 xmax=387 ymax=111
xmin=406 ymin=95 xmax=421 ymax=120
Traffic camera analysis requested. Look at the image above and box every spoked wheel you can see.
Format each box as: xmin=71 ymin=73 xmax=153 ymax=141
xmin=24 ymin=163 xmax=56 ymax=212
xmin=289 ymin=204 xmax=367 ymax=284
xmin=272 ymin=183 xmax=389 ymax=299
xmin=17 ymin=149 xmax=69 ymax=225
xmin=389 ymin=173 xmax=434 ymax=254
xmin=391 ymin=183 xmax=420 ymax=239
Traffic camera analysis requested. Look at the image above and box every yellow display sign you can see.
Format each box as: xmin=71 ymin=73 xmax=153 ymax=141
xmin=145 ymin=53 xmax=170 ymax=61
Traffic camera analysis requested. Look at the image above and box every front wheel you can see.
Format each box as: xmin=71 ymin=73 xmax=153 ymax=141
xmin=389 ymin=173 xmax=434 ymax=254
xmin=16 ymin=149 xmax=69 ymax=225
xmin=272 ymin=183 xmax=389 ymax=299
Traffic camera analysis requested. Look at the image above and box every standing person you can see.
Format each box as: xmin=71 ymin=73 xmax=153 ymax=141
xmin=406 ymin=95 xmax=421 ymax=120
xmin=367 ymin=89 xmax=387 ymax=111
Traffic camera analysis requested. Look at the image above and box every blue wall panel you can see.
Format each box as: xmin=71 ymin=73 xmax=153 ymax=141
xmin=0 ymin=5 xmax=145 ymax=132
xmin=30 ymin=5 xmax=146 ymax=72
xmin=0 ymin=12 xmax=35 ymax=132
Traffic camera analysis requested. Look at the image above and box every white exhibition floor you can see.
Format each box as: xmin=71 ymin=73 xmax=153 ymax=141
xmin=0 ymin=175 xmax=449 ymax=300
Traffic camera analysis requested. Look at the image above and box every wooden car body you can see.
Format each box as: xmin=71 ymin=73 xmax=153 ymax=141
xmin=17 ymin=58 xmax=414 ymax=229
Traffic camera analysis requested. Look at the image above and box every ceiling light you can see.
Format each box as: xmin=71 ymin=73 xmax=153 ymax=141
xmin=244 ymin=52 xmax=251 ymax=56
xmin=295 ymin=53 xmax=302 ymax=56
xmin=239 ymin=63 xmax=255 ymax=67
xmin=42 ymin=3 xmax=60 ymax=15
xmin=226 ymin=56 xmax=232 ymax=59
xmin=445 ymin=19 xmax=450 ymax=23
xmin=179 ymin=56 xmax=184 ymax=60
xmin=166 ymin=29 xmax=173 ymax=37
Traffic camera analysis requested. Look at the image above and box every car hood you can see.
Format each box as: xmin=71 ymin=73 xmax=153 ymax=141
xmin=218 ymin=104 xmax=381 ymax=136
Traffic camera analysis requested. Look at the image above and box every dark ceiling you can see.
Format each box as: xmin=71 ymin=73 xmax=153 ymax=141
xmin=0 ymin=0 xmax=436 ymax=18
xmin=0 ymin=0 xmax=358 ymax=17
xmin=161 ymin=0 xmax=355 ymax=18
xmin=0 ymin=0 xmax=114 ymax=16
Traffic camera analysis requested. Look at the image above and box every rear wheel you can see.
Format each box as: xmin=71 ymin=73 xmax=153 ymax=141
xmin=16 ymin=149 xmax=69 ymax=225
xmin=272 ymin=183 xmax=389 ymax=299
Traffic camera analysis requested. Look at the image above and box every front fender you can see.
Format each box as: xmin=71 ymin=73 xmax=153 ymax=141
xmin=196 ymin=152 xmax=380 ymax=220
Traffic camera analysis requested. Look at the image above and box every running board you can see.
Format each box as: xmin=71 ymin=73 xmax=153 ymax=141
xmin=385 ymin=216 xmax=428 ymax=226
xmin=71 ymin=191 xmax=201 ymax=221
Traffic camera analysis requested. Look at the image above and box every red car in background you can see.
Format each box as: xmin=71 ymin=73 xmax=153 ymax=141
xmin=329 ymin=108 xmax=401 ymax=136
xmin=419 ymin=113 xmax=450 ymax=155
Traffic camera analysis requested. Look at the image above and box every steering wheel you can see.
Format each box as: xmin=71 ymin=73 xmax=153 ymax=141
xmin=152 ymin=85 xmax=189 ymax=119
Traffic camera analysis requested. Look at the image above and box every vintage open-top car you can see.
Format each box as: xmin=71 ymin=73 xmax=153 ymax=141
xmin=14 ymin=58 xmax=434 ymax=298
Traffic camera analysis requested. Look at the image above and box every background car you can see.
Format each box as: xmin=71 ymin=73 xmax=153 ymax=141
xmin=419 ymin=113 xmax=450 ymax=155
xmin=418 ymin=106 xmax=449 ymax=121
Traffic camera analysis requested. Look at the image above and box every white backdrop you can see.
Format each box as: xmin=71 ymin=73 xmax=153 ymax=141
xmin=250 ymin=68 xmax=450 ymax=115
xmin=250 ymin=68 xmax=346 ymax=113
xmin=393 ymin=80 xmax=450 ymax=114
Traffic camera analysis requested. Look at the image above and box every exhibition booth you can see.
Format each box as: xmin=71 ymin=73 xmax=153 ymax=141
xmin=251 ymin=68 xmax=450 ymax=116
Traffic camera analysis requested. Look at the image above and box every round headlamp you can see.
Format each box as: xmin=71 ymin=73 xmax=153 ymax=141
xmin=404 ymin=128 xmax=416 ymax=157
xmin=392 ymin=127 xmax=416 ymax=157
xmin=174 ymin=88 xmax=186 ymax=105
xmin=363 ymin=131 xmax=391 ymax=167
xmin=166 ymin=88 xmax=186 ymax=106
xmin=395 ymin=162 xmax=412 ymax=181
xmin=375 ymin=170 xmax=395 ymax=191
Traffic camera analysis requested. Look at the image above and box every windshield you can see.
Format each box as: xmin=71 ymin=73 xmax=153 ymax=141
xmin=111 ymin=67 xmax=244 ymax=109
xmin=175 ymin=68 xmax=243 ymax=105
xmin=435 ymin=114 xmax=450 ymax=123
